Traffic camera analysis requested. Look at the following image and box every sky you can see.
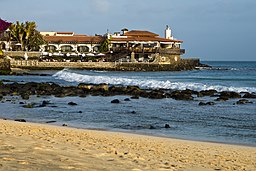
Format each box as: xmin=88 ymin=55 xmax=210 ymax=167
xmin=1 ymin=0 xmax=256 ymax=61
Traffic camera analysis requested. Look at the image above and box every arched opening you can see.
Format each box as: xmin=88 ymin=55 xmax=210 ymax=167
xmin=93 ymin=46 xmax=100 ymax=52
xmin=45 ymin=45 xmax=57 ymax=52
xmin=77 ymin=46 xmax=89 ymax=53
xmin=61 ymin=45 xmax=73 ymax=52
xmin=0 ymin=42 xmax=6 ymax=50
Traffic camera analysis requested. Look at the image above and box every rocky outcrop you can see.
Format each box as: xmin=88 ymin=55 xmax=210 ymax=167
xmin=170 ymin=90 xmax=194 ymax=100
xmin=0 ymin=57 xmax=11 ymax=75
xmin=242 ymin=93 xmax=256 ymax=98
xmin=0 ymin=82 xmax=255 ymax=105
xmin=236 ymin=99 xmax=253 ymax=105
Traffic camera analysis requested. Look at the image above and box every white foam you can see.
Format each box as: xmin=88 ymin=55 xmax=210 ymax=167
xmin=53 ymin=69 xmax=256 ymax=93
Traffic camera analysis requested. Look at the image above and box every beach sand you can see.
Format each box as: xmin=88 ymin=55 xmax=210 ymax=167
xmin=0 ymin=119 xmax=255 ymax=171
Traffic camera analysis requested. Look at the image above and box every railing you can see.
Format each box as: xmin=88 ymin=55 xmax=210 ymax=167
xmin=111 ymin=47 xmax=185 ymax=54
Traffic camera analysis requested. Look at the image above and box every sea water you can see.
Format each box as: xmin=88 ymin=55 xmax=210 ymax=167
xmin=0 ymin=61 xmax=255 ymax=146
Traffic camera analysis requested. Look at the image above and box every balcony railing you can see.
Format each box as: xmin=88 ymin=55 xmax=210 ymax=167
xmin=111 ymin=47 xmax=185 ymax=55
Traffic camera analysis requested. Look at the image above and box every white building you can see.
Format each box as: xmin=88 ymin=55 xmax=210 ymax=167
xmin=40 ymin=31 xmax=104 ymax=53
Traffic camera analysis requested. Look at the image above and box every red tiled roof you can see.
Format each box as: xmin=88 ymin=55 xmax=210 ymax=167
xmin=44 ymin=35 xmax=104 ymax=43
xmin=111 ymin=37 xmax=183 ymax=43
xmin=56 ymin=32 xmax=74 ymax=34
xmin=74 ymin=34 xmax=87 ymax=36
xmin=124 ymin=30 xmax=159 ymax=37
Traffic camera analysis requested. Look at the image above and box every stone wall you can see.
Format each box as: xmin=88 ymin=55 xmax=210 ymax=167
xmin=11 ymin=60 xmax=116 ymax=70
xmin=4 ymin=51 xmax=41 ymax=58
xmin=10 ymin=58 xmax=200 ymax=71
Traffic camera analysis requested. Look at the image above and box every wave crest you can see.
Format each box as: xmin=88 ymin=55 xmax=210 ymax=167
xmin=53 ymin=69 xmax=256 ymax=93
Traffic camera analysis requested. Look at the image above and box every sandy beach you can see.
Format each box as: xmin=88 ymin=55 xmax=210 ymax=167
xmin=0 ymin=119 xmax=255 ymax=171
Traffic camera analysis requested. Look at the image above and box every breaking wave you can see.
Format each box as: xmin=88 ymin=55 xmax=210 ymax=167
xmin=53 ymin=69 xmax=256 ymax=93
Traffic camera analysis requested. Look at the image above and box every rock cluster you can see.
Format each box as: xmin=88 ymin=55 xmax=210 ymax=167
xmin=0 ymin=81 xmax=255 ymax=104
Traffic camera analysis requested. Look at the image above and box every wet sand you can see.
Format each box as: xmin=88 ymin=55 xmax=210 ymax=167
xmin=0 ymin=119 xmax=255 ymax=171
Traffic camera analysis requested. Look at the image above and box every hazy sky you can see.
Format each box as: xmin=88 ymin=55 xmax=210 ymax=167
xmin=1 ymin=0 xmax=256 ymax=61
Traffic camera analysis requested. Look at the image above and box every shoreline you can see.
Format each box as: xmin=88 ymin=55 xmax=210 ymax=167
xmin=2 ymin=117 xmax=256 ymax=148
xmin=0 ymin=119 xmax=255 ymax=170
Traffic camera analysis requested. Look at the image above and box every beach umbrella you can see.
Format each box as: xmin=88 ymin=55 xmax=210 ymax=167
xmin=97 ymin=53 xmax=105 ymax=56
xmin=86 ymin=53 xmax=95 ymax=56
xmin=42 ymin=52 xmax=49 ymax=56
xmin=71 ymin=52 xmax=78 ymax=56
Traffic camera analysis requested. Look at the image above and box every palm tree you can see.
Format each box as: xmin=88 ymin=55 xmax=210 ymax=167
xmin=24 ymin=21 xmax=36 ymax=50
xmin=9 ymin=21 xmax=25 ymax=50
xmin=9 ymin=21 xmax=44 ymax=51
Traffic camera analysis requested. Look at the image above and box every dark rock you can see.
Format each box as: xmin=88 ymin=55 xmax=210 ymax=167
xmin=92 ymin=84 xmax=109 ymax=92
xmin=182 ymin=89 xmax=192 ymax=94
xmin=21 ymin=93 xmax=30 ymax=100
xmin=109 ymin=86 xmax=126 ymax=94
xmin=42 ymin=100 xmax=50 ymax=105
xmin=78 ymin=83 xmax=93 ymax=90
xmin=149 ymin=125 xmax=156 ymax=129
xmin=206 ymin=102 xmax=215 ymax=105
xmin=45 ymin=121 xmax=56 ymax=123
xmin=199 ymin=101 xmax=215 ymax=106
xmin=79 ymin=94 xmax=87 ymax=98
xmin=111 ymin=99 xmax=120 ymax=103
xmin=39 ymin=74 xmax=49 ymax=76
xmin=14 ymin=119 xmax=26 ymax=122
xmin=131 ymin=96 xmax=139 ymax=99
xmin=39 ymin=100 xmax=51 ymax=107
xmin=19 ymin=102 xmax=25 ymax=104
xmin=199 ymin=102 xmax=206 ymax=106
xmin=61 ymin=87 xmax=80 ymax=96
xmin=131 ymin=111 xmax=136 ymax=114
xmin=62 ymin=123 xmax=68 ymax=126
xmin=197 ymin=89 xmax=217 ymax=97
xmin=165 ymin=124 xmax=171 ymax=128
xmin=236 ymin=99 xmax=253 ymax=105
xmin=78 ymin=111 xmax=83 ymax=113
xmin=22 ymin=104 xmax=34 ymax=108
xmin=242 ymin=93 xmax=256 ymax=98
xmin=54 ymin=93 xmax=66 ymax=98
xmin=148 ymin=90 xmax=166 ymax=99
xmin=170 ymin=90 xmax=193 ymax=100
xmin=68 ymin=102 xmax=77 ymax=106
xmin=0 ymin=58 xmax=11 ymax=75
xmin=219 ymin=91 xmax=241 ymax=99
xmin=124 ymin=98 xmax=130 ymax=101
xmin=38 ymin=104 xmax=46 ymax=107
xmin=126 ymin=85 xmax=141 ymax=92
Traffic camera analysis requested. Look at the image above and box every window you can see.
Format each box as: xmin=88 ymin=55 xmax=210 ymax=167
xmin=61 ymin=45 xmax=73 ymax=52
xmin=77 ymin=46 xmax=89 ymax=52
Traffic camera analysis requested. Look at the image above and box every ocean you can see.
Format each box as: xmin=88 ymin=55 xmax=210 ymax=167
xmin=0 ymin=61 xmax=255 ymax=146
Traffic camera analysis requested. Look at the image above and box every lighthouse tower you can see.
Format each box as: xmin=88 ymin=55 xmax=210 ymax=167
xmin=165 ymin=25 xmax=173 ymax=39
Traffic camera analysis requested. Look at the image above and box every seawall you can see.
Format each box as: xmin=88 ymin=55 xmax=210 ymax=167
xmin=10 ymin=59 xmax=200 ymax=71
xmin=4 ymin=51 xmax=41 ymax=58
